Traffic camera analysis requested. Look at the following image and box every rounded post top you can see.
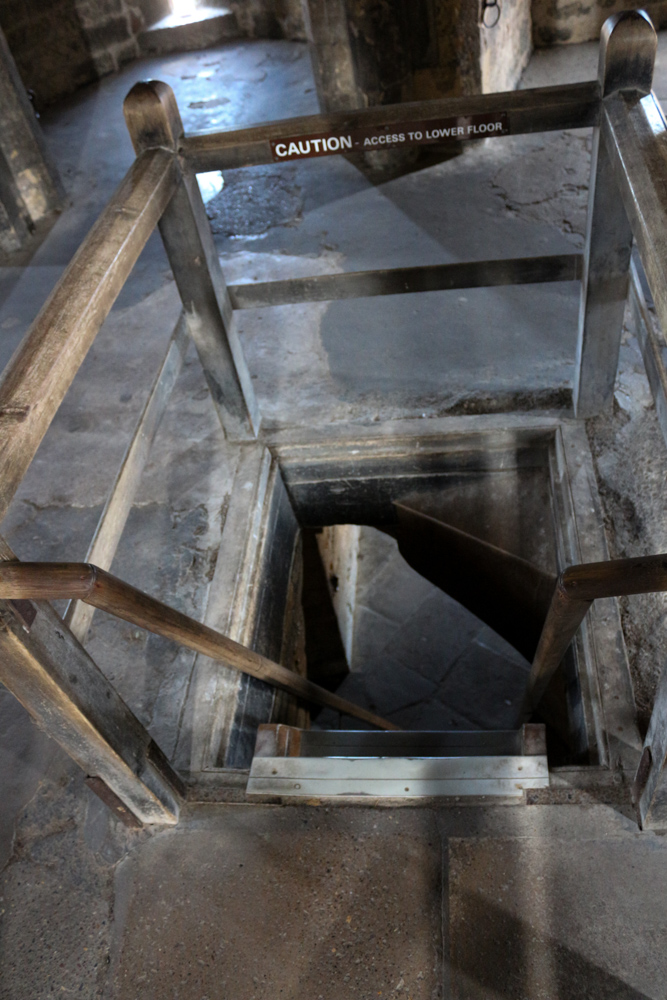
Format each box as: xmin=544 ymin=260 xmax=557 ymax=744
xmin=123 ymin=80 xmax=184 ymax=154
xmin=599 ymin=9 xmax=657 ymax=97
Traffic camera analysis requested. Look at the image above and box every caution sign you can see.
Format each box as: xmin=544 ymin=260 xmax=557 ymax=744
xmin=270 ymin=112 xmax=509 ymax=162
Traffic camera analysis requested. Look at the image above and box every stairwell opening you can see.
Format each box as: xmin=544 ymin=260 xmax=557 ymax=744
xmin=302 ymin=520 xmax=576 ymax=768
xmin=272 ymin=425 xmax=609 ymax=771
xmin=209 ymin=422 xmax=631 ymax=776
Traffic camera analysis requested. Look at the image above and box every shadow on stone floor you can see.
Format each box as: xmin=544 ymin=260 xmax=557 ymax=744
xmin=451 ymin=892 xmax=652 ymax=1000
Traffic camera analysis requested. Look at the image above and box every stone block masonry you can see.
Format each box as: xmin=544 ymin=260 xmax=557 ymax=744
xmin=0 ymin=26 xmax=63 ymax=252
xmin=228 ymin=0 xmax=306 ymax=40
xmin=303 ymin=0 xmax=532 ymax=117
xmin=0 ymin=0 xmax=145 ymax=107
xmin=0 ymin=0 xmax=306 ymax=108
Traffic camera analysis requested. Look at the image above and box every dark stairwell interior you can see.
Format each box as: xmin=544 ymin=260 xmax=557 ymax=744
xmin=300 ymin=486 xmax=585 ymax=768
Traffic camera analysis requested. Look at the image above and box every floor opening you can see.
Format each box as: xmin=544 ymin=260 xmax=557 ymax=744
xmin=302 ymin=521 xmax=577 ymax=768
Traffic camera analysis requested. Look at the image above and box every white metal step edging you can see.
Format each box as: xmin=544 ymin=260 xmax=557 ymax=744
xmin=246 ymin=754 xmax=549 ymax=800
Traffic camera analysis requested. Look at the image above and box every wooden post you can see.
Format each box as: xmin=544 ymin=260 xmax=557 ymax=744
xmin=573 ymin=10 xmax=656 ymax=418
xmin=524 ymin=551 xmax=667 ymax=721
xmin=0 ymin=542 xmax=182 ymax=827
xmin=123 ymin=81 xmax=260 ymax=441
xmin=181 ymin=82 xmax=600 ymax=172
xmin=523 ymin=582 xmax=591 ymax=716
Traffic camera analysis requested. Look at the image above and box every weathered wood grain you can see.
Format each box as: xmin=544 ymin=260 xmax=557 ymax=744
xmin=604 ymin=88 xmax=667 ymax=380
xmin=526 ymin=551 xmax=667 ymax=713
xmin=525 ymin=583 xmax=591 ymax=714
xmin=629 ymin=258 xmax=667 ymax=452
xmin=0 ymin=148 xmax=178 ymax=523
xmin=247 ymin=755 xmax=549 ymax=800
xmin=573 ymin=10 xmax=656 ymax=417
xmin=124 ymin=81 xmax=260 ymax=441
xmin=0 ymin=561 xmax=399 ymax=731
xmin=0 ymin=541 xmax=182 ymax=826
xmin=182 ymin=81 xmax=600 ymax=171
xmin=562 ymin=552 xmax=667 ymax=600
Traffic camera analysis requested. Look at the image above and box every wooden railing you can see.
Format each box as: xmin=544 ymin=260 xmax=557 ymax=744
xmin=1 ymin=8 xmax=667 ymax=827
xmin=0 ymin=561 xmax=396 ymax=732
xmin=524 ymin=554 xmax=667 ymax=829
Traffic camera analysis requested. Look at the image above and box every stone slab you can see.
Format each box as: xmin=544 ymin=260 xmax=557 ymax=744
xmin=105 ymin=806 xmax=443 ymax=999
xmin=449 ymin=833 xmax=667 ymax=999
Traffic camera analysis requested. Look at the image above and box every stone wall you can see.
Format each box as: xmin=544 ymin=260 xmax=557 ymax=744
xmin=0 ymin=0 xmax=305 ymax=108
xmin=411 ymin=0 xmax=482 ymax=100
xmin=10 ymin=0 xmax=641 ymax=116
xmin=0 ymin=0 xmax=145 ymax=108
xmin=303 ymin=0 xmax=533 ymax=112
xmin=0 ymin=26 xmax=63 ymax=253
xmin=316 ymin=525 xmax=360 ymax=664
xmin=533 ymin=0 xmax=667 ymax=46
xmin=76 ymin=0 xmax=144 ymax=76
xmin=481 ymin=0 xmax=532 ymax=94
xmin=228 ymin=0 xmax=306 ymax=40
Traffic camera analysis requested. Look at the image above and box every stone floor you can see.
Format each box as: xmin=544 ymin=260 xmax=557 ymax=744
xmin=1 ymin=24 xmax=667 ymax=1000
xmin=102 ymin=803 xmax=666 ymax=1000
xmin=4 ymin=796 xmax=662 ymax=1000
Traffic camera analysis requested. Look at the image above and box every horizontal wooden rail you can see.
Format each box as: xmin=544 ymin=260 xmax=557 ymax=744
xmin=0 ymin=148 xmax=178 ymax=524
xmin=0 ymin=562 xmax=398 ymax=731
xmin=182 ymin=81 xmax=600 ymax=171
xmin=228 ymin=254 xmax=583 ymax=310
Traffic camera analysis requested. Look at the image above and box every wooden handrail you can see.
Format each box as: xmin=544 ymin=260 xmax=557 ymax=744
xmin=7 ymin=551 xmax=666 ymax=734
xmin=0 ymin=562 xmax=398 ymax=732
xmin=180 ymin=80 xmax=600 ymax=171
xmin=525 ymin=553 xmax=667 ymax=712
xmin=0 ymin=148 xmax=178 ymax=524
xmin=602 ymin=88 xmax=667 ymax=396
